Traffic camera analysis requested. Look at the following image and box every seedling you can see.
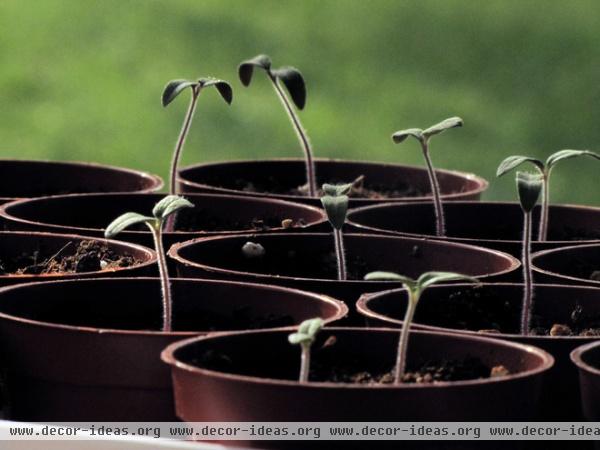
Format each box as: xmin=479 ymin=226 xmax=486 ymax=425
xmin=321 ymin=183 xmax=352 ymax=280
xmin=288 ymin=317 xmax=324 ymax=383
xmin=364 ymin=271 xmax=477 ymax=383
xmin=238 ymin=54 xmax=316 ymax=196
xmin=497 ymin=149 xmax=600 ymax=241
xmin=392 ymin=117 xmax=463 ymax=237
xmin=515 ymin=171 xmax=543 ymax=335
xmin=104 ymin=195 xmax=194 ymax=332
xmin=162 ymin=77 xmax=233 ymax=195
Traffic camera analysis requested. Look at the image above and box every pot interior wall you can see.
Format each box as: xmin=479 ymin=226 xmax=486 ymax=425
xmin=533 ymin=246 xmax=600 ymax=282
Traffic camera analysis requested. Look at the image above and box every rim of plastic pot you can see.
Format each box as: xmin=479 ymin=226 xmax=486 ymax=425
xmin=161 ymin=327 xmax=554 ymax=389
xmin=177 ymin=158 xmax=489 ymax=202
xmin=571 ymin=340 xmax=600 ymax=376
xmin=0 ymin=277 xmax=348 ymax=337
xmin=532 ymin=243 xmax=600 ymax=286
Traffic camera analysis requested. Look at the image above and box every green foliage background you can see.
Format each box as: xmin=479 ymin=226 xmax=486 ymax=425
xmin=1 ymin=0 xmax=599 ymax=204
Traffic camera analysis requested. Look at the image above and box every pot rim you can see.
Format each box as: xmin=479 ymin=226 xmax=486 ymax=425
xmin=570 ymin=340 xmax=600 ymax=375
xmin=0 ymin=230 xmax=157 ymax=280
xmin=356 ymin=282 xmax=600 ymax=341
xmin=0 ymin=158 xmax=162 ymax=201
xmin=0 ymin=276 xmax=348 ymax=337
xmin=168 ymin=232 xmax=521 ymax=284
xmin=160 ymin=327 xmax=554 ymax=390
xmin=347 ymin=200 xmax=600 ymax=246
xmin=0 ymin=192 xmax=327 ymax=237
xmin=177 ymin=158 xmax=489 ymax=202
xmin=532 ymin=242 xmax=600 ymax=286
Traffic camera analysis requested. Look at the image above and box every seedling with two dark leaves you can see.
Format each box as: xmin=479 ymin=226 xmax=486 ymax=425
xmin=497 ymin=149 xmax=600 ymax=241
xmin=105 ymin=195 xmax=194 ymax=332
xmin=238 ymin=54 xmax=317 ymax=197
xmin=392 ymin=117 xmax=464 ymax=237
xmin=320 ymin=183 xmax=352 ymax=281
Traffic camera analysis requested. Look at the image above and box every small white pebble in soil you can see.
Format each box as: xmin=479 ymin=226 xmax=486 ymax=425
xmin=591 ymin=271 xmax=600 ymax=281
xmin=242 ymin=241 xmax=266 ymax=258
xmin=281 ymin=219 xmax=294 ymax=229
xmin=490 ymin=365 xmax=509 ymax=378
xmin=550 ymin=323 xmax=572 ymax=336
xmin=100 ymin=260 xmax=108 ymax=270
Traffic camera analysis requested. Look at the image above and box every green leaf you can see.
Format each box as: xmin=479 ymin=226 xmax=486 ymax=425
xmin=496 ymin=155 xmax=545 ymax=177
xmin=322 ymin=183 xmax=353 ymax=196
xmin=320 ymin=195 xmax=349 ymax=229
xmin=546 ymin=149 xmax=600 ymax=169
xmin=288 ymin=318 xmax=324 ymax=346
xmin=199 ymin=78 xmax=233 ymax=104
xmin=238 ymin=54 xmax=272 ymax=86
xmin=105 ymin=212 xmax=154 ymax=238
xmin=363 ymin=271 xmax=417 ymax=287
xmin=271 ymin=67 xmax=306 ymax=110
xmin=422 ymin=117 xmax=463 ymax=138
xmin=516 ymin=171 xmax=543 ymax=213
xmin=152 ymin=195 xmax=194 ymax=220
xmin=162 ymin=80 xmax=197 ymax=107
xmin=417 ymin=271 xmax=478 ymax=290
xmin=391 ymin=128 xmax=424 ymax=144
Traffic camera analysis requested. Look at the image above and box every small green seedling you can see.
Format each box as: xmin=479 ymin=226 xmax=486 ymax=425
xmin=321 ymin=183 xmax=352 ymax=281
xmin=497 ymin=149 xmax=600 ymax=241
xmin=288 ymin=317 xmax=324 ymax=383
xmin=364 ymin=271 xmax=477 ymax=383
xmin=392 ymin=117 xmax=463 ymax=237
xmin=162 ymin=77 xmax=233 ymax=195
xmin=515 ymin=171 xmax=543 ymax=335
xmin=104 ymin=195 xmax=194 ymax=332
xmin=238 ymin=54 xmax=316 ymax=196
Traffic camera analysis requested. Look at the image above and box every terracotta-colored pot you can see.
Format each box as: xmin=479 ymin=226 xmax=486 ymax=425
xmin=571 ymin=341 xmax=600 ymax=420
xmin=168 ymin=233 xmax=520 ymax=321
xmin=0 ymin=159 xmax=162 ymax=204
xmin=0 ymin=277 xmax=347 ymax=421
xmin=177 ymin=158 xmax=488 ymax=207
xmin=347 ymin=201 xmax=600 ymax=257
xmin=0 ymin=193 xmax=327 ymax=248
xmin=532 ymin=243 xmax=600 ymax=287
xmin=162 ymin=328 xmax=552 ymax=425
xmin=357 ymin=283 xmax=600 ymax=419
xmin=0 ymin=231 xmax=156 ymax=285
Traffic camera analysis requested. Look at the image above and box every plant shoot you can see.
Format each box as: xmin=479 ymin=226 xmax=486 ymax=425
xmin=364 ymin=271 xmax=477 ymax=383
xmin=162 ymin=77 xmax=233 ymax=195
xmin=238 ymin=54 xmax=316 ymax=196
xmin=515 ymin=171 xmax=543 ymax=335
xmin=321 ymin=183 xmax=352 ymax=280
xmin=392 ymin=117 xmax=463 ymax=237
xmin=105 ymin=195 xmax=194 ymax=331
xmin=497 ymin=149 xmax=600 ymax=241
xmin=288 ymin=317 xmax=324 ymax=383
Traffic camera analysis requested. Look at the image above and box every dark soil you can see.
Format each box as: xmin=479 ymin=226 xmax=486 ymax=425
xmin=548 ymin=226 xmax=600 ymax=241
xmin=173 ymin=208 xmax=306 ymax=233
xmin=230 ymin=176 xmax=425 ymax=199
xmin=0 ymin=240 xmax=138 ymax=275
xmin=388 ymin=286 xmax=600 ymax=337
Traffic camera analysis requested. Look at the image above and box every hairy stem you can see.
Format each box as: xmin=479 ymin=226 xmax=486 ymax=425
xmin=169 ymin=85 xmax=200 ymax=195
xmin=422 ymin=140 xmax=445 ymax=237
xmin=333 ymin=229 xmax=347 ymax=281
xmin=520 ymin=212 xmax=533 ymax=335
xmin=538 ymin=172 xmax=550 ymax=241
xmin=268 ymin=74 xmax=317 ymax=197
xmin=395 ymin=293 xmax=417 ymax=384
xmin=148 ymin=222 xmax=172 ymax=332
xmin=299 ymin=343 xmax=311 ymax=383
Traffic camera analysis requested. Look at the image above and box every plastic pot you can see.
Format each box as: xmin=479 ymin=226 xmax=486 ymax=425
xmin=0 ymin=277 xmax=347 ymax=421
xmin=347 ymin=201 xmax=600 ymax=257
xmin=571 ymin=341 xmax=600 ymax=420
xmin=0 ymin=193 xmax=327 ymax=248
xmin=168 ymin=233 xmax=520 ymax=318
xmin=0 ymin=159 xmax=162 ymax=204
xmin=177 ymin=158 xmax=488 ymax=207
xmin=0 ymin=231 xmax=156 ymax=285
xmin=532 ymin=243 xmax=600 ymax=287
xmin=357 ymin=283 xmax=600 ymax=419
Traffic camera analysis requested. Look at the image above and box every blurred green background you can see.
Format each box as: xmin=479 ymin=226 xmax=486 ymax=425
xmin=1 ymin=0 xmax=599 ymax=203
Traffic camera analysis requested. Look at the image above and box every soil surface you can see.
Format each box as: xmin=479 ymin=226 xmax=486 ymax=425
xmin=0 ymin=240 xmax=138 ymax=275
xmin=173 ymin=208 xmax=306 ymax=232
xmin=385 ymin=286 xmax=600 ymax=337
